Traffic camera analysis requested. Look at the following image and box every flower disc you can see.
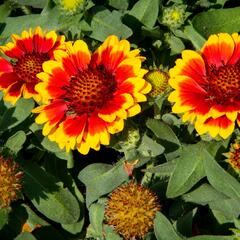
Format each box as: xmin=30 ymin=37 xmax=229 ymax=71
xmin=105 ymin=182 xmax=160 ymax=239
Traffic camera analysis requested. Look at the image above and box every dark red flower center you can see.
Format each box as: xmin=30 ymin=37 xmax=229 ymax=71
xmin=64 ymin=66 xmax=117 ymax=115
xmin=206 ymin=63 xmax=240 ymax=104
xmin=14 ymin=53 xmax=49 ymax=84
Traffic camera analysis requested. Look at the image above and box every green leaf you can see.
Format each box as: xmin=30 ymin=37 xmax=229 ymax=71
xmin=167 ymin=35 xmax=185 ymax=55
xmin=28 ymin=226 xmax=65 ymax=240
xmin=128 ymin=0 xmax=159 ymax=28
xmin=78 ymin=162 xmax=128 ymax=207
xmin=182 ymin=183 xmax=228 ymax=205
xmin=209 ymin=198 xmax=240 ymax=220
xmin=41 ymin=137 xmax=61 ymax=153
xmin=0 ymin=99 xmax=34 ymax=131
xmin=192 ymin=7 xmax=240 ymax=38
xmin=1 ymin=7 xmax=61 ymax=41
xmin=0 ymin=2 xmax=11 ymax=23
xmin=167 ymin=143 xmax=206 ymax=198
xmin=5 ymin=131 xmax=26 ymax=153
xmin=43 ymin=156 xmax=85 ymax=234
xmin=89 ymin=203 xmax=105 ymax=238
xmin=184 ymin=24 xmax=206 ymax=50
xmin=146 ymin=119 xmax=181 ymax=160
xmin=14 ymin=232 xmax=37 ymax=240
xmin=188 ymin=236 xmax=233 ymax=240
xmin=22 ymin=204 xmax=48 ymax=227
xmin=78 ymin=163 xmax=112 ymax=186
xmin=137 ymin=134 xmax=165 ymax=157
xmin=0 ymin=205 xmax=28 ymax=239
xmin=108 ymin=0 xmax=129 ymax=10
xmin=21 ymin=161 xmax=80 ymax=224
xmin=16 ymin=0 xmax=48 ymax=8
xmin=146 ymin=119 xmax=181 ymax=150
xmin=61 ymin=220 xmax=85 ymax=235
xmin=104 ymin=225 xmax=122 ymax=240
xmin=0 ymin=208 xmax=10 ymax=230
xmin=176 ymin=208 xmax=197 ymax=237
xmin=55 ymin=151 xmax=73 ymax=162
xmin=154 ymin=212 xmax=183 ymax=240
xmin=203 ymin=152 xmax=240 ymax=199
xmin=89 ymin=7 xmax=132 ymax=41
xmin=144 ymin=159 xmax=177 ymax=176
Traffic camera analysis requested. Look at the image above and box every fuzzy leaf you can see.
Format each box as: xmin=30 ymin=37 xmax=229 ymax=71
xmin=108 ymin=0 xmax=129 ymax=10
xmin=0 ymin=208 xmax=10 ymax=230
xmin=182 ymin=183 xmax=228 ymax=205
xmin=167 ymin=143 xmax=207 ymax=198
xmin=16 ymin=0 xmax=48 ymax=8
xmin=184 ymin=24 xmax=206 ymax=49
xmin=203 ymin=152 xmax=240 ymax=199
xmin=89 ymin=203 xmax=105 ymax=238
xmin=0 ymin=99 xmax=34 ymax=131
xmin=146 ymin=119 xmax=181 ymax=151
xmin=145 ymin=159 xmax=177 ymax=176
xmin=154 ymin=212 xmax=183 ymax=240
xmin=188 ymin=236 xmax=233 ymax=240
xmin=104 ymin=225 xmax=122 ymax=240
xmin=192 ymin=7 xmax=240 ymax=38
xmin=209 ymin=198 xmax=240 ymax=220
xmin=1 ymin=7 xmax=61 ymax=41
xmin=5 ymin=131 xmax=26 ymax=153
xmin=21 ymin=161 xmax=80 ymax=224
xmin=78 ymin=162 xmax=128 ymax=207
xmin=138 ymin=134 xmax=165 ymax=157
xmin=89 ymin=7 xmax=132 ymax=41
xmin=128 ymin=0 xmax=159 ymax=28
xmin=14 ymin=232 xmax=37 ymax=240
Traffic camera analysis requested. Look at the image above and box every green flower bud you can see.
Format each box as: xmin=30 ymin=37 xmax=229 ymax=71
xmin=162 ymin=5 xmax=187 ymax=29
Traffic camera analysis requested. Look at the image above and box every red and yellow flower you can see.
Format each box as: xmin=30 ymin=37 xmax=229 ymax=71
xmin=0 ymin=27 xmax=65 ymax=104
xmin=33 ymin=35 xmax=151 ymax=154
xmin=169 ymin=33 xmax=240 ymax=139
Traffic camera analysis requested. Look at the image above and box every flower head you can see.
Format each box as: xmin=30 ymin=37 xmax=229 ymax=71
xmin=168 ymin=33 xmax=240 ymax=139
xmin=145 ymin=69 xmax=169 ymax=97
xmin=33 ymin=35 xmax=151 ymax=155
xmin=55 ymin=0 xmax=85 ymax=15
xmin=105 ymin=182 xmax=160 ymax=239
xmin=0 ymin=156 xmax=23 ymax=208
xmin=162 ymin=5 xmax=187 ymax=29
xmin=0 ymin=27 xmax=65 ymax=104
xmin=225 ymin=137 xmax=240 ymax=173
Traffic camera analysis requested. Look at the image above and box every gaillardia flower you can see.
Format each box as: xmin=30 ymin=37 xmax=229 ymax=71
xmin=168 ymin=33 xmax=240 ymax=139
xmin=145 ymin=69 xmax=169 ymax=97
xmin=33 ymin=35 xmax=151 ymax=154
xmin=105 ymin=182 xmax=160 ymax=239
xmin=225 ymin=137 xmax=240 ymax=173
xmin=0 ymin=27 xmax=65 ymax=104
xmin=0 ymin=156 xmax=23 ymax=208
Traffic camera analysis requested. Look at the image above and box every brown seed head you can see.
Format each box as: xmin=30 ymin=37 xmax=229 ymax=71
xmin=105 ymin=182 xmax=161 ymax=239
xmin=0 ymin=156 xmax=23 ymax=208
